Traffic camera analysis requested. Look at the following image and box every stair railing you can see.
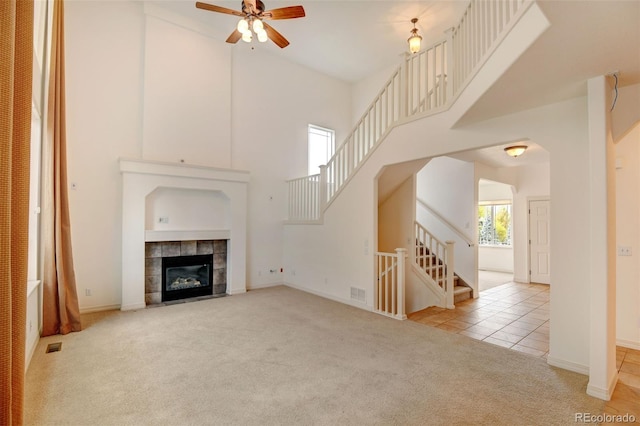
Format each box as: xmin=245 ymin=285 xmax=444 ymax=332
xmin=414 ymin=221 xmax=455 ymax=308
xmin=286 ymin=0 xmax=534 ymax=223
xmin=451 ymin=0 xmax=529 ymax=94
xmin=375 ymin=248 xmax=407 ymax=319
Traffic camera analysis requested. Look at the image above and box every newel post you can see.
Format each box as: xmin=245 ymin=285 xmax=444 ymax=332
xmin=445 ymin=240 xmax=455 ymax=309
xmin=395 ymin=247 xmax=408 ymax=319
xmin=318 ymin=165 xmax=327 ymax=220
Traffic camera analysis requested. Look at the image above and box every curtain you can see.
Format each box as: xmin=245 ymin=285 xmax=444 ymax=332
xmin=0 ymin=0 xmax=34 ymax=423
xmin=41 ymin=0 xmax=82 ymax=337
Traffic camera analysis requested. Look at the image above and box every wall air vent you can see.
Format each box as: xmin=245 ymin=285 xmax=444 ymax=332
xmin=350 ymin=287 xmax=366 ymax=303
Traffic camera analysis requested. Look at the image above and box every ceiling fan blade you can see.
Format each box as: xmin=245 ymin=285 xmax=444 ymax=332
xmin=225 ymin=29 xmax=242 ymax=44
xmin=195 ymin=2 xmax=244 ymax=17
xmin=263 ymin=22 xmax=289 ymax=48
xmin=263 ymin=5 xmax=305 ymax=20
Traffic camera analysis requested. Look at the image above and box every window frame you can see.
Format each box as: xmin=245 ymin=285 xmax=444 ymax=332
xmin=477 ymin=201 xmax=513 ymax=247
xmin=307 ymin=124 xmax=335 ymax=176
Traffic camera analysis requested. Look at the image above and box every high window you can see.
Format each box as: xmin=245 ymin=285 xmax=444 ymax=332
xmin=308 ymin=124 xmax=335 ymax=176
xmin=478 ymin=202 xmax=512 ymax=246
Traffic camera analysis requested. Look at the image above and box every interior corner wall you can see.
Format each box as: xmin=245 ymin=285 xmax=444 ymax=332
xmin=378 ymin=177 xmax=413 ymax=252
xmin=416 ymin=157 xmax=476 ymax=285
xmin=230 ymin=47 xmax=352 ymax=290
xmin=64 ymin=0 xmax=353 ymax=310
xmin=65 ymin=0 xmax=145 ymax=311
xmin=615 ymin=122 xmax=640 ymax=349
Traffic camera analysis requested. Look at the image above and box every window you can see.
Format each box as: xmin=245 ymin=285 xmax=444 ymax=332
xmin=478 ymin=202 xmax=512 ymax=246
xmin=308 ymin=124 xmax=335 ymax=176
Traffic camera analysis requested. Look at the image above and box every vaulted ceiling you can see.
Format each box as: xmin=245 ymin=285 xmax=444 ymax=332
xmin=156 ymin=0 xmax=640 ymax=167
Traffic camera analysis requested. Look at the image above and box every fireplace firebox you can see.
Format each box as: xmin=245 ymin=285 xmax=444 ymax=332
xmin=162 ymin=254 xmax=214 ymax=302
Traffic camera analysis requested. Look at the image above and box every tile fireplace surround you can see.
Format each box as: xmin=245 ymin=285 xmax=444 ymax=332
xmin=119 ymin=159 xmax=249 ymax=310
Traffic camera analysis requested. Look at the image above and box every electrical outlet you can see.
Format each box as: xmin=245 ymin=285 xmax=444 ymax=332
xmin=617 ymin=246 xmax=632 ymax=256
xmin=85 ymin=288 xmax=92 ymax=296
xmin=158 ymin=217 xmax=169 ymax=224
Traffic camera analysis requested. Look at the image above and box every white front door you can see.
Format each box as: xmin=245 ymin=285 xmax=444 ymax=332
xmin=529 ymin=199 xmax=551 ymax=284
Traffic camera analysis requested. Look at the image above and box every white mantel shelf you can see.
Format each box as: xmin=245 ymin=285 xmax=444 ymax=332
xmin=119 ymin=158 xmax=250 ymax=183
xmin=145 ymin=229 xmax=230 ymax=242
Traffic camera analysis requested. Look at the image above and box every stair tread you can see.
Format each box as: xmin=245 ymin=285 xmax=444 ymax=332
xmin=453 ymin=285 xmax=472 ymax=294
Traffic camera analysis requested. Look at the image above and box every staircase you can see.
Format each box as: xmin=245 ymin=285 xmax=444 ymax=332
xmin=412 ymin=220 xmax=472 ymax=309
xmin=415 ymin=240 xmax=472 ymax=305
xmin=288 ymin=0 xmax=534 ymax=319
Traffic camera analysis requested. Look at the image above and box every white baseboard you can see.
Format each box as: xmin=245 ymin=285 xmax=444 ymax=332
xmin=547 ymin=355 xmax=589 ymax=375
xmin=246 ymin=282 xmax=282 ymax=291
xmin=616 ymin=338 xmax=640 ymax=351
xmin=284 ymin=282 xmax=373 ymax=313
xmin=25 ymin=330 xmax=40 ymax=372
xmin=587 ymin=371 xmax=618 ymax=401
xmin=80 ymin=303 xmax=122 ymax=314
xmin=118 ymin=303 xmax=146 ymax=312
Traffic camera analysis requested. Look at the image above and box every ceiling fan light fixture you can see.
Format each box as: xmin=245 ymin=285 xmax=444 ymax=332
xmin=237 ymin=18 xmax=249 ymax=34
xmin=504 ymin=145 xmax=528 ymax=158
xmin=257 ymin=29 xmax=268 ymax=42
xmin=253 ymin=18 xmax=264 ymax=33
xmin=241 ymin=30 xmax=252 ymax=43
xmin=408 ymin=18 xmax=422 ymax=54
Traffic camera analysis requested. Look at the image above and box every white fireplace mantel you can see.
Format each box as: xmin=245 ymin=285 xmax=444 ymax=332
xmin=119 ymin=158 xmax=249 ymax=310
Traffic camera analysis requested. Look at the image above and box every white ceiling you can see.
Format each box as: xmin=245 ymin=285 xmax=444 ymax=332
xmin=157 ymin=0 xmax=470 ymax=82
xmin=157 ymin=0 xmax=640 ymax=168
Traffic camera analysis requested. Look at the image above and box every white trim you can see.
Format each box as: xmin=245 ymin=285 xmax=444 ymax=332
xmin=284 ymin=282 xmax=374 ymax=313
xmin=145 ymin=229 xmax=230 ymax=242
xmin=247 ymin=282 xmax=283 ymax=291
xmin=81 ymin=304 xmax=123 ymax=314
xmin=119 ymin=158 xmax=250 ymax=183
xmin=617 ymin=338 xmax=640 ymax=351
xmin=120 ymin=302 xmax=147 ymax=312
xmin=587 ymin=371 xmax=618 ymax=401
xmin=547 ymin=355 xmax=589 ymax=375
xmin=27 ymin=279 xmax=41 ymax=297
xmin=417 ymin=197 xmax=474 ymax=247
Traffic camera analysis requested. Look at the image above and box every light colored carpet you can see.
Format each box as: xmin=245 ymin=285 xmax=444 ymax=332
xmin=25 ymin=286 xmax=604 ymax=425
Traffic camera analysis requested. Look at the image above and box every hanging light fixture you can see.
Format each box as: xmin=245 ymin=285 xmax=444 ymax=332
xmin=408 ymin=18 xmax=422 ymax=54
xmin=237 ymin=17 xmax=268 ymax=44
xmin=504 ymin=145 xmax=528 ymax=158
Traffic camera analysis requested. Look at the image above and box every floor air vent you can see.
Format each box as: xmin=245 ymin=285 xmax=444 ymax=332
xmin=46 ymin=342 xmax=62 ymax=353
xmin=350 ymin=287 xmax=366 ymax=303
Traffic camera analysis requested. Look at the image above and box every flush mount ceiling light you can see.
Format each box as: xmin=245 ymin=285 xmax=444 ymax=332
xmin=408 ymin=18 xmax=422 ymax=54
xmin=504 ymin=145 xmax=528 ymax=158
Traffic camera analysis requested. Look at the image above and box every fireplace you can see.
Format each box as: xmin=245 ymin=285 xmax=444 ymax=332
xmin=145 ymin=239 xmax=228 ymax=305
xmin=120 ymin=159 xmax=249 ymax=310
xmin=162 ymin=254 xmax=214 ymax=302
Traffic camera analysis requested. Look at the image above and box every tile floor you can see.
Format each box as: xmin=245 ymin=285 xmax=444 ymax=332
xmin=409 ymin=280 xmax=551 ymax=358
xmin=409 ymin=274 xmax=640 ymax=420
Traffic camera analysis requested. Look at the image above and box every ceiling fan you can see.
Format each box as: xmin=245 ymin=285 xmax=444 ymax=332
xmin=195 ymin=0 xmax=305 ymax=48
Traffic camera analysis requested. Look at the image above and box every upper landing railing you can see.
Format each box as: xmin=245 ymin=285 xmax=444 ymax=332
xmin=286 ymin=0 xmax=530 ymax=223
